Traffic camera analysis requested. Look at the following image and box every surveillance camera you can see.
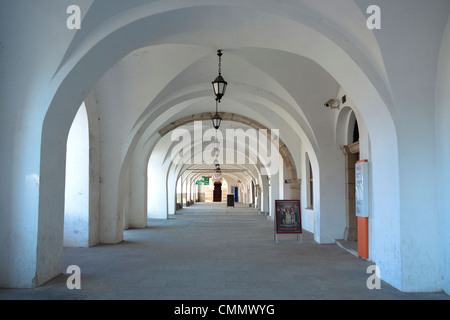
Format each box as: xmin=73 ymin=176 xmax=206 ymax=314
xmin=324 ymin=99 xmax=340 ymax=109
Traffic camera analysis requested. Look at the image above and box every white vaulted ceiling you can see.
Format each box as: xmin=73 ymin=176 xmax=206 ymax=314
xmin=60 ymin=0 xmax=387 ymax=161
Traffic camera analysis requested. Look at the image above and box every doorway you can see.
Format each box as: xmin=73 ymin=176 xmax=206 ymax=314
xmin=342 ymin=142 xmax=359 ymax=241
xmin=341 ymin=116 xmax=360 ymax=242
xmin=213 ymin=182 xmax=222 ymax=202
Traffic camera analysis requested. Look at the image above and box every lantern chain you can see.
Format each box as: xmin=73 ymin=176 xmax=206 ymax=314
xmin=218 ymin=50 xmax=222 ymax=76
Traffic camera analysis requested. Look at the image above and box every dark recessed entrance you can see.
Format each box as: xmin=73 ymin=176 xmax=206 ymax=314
xmin=213 ymin=182 xmax=222 ymax=202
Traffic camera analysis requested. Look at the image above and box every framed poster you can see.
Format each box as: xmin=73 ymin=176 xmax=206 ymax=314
xmin=275 ymin=200 xmax=302 ymax=234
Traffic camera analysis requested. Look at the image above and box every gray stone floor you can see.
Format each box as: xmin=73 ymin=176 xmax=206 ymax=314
xmin=1 ymin=203 xmax=449 ymax=300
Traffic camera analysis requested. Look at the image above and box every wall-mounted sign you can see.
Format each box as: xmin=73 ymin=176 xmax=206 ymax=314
xmin=195 ymin=176 xmax=210 ymax=185
xmin=355 ymin=160 xmax=369 ymax=218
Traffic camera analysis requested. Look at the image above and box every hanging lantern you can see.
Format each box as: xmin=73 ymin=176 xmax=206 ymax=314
xmin=212 ymin=172 xmax=223 ymax=182
xmin=211 ymin=50 xmax=228 ymax=102
xmin=212 ymin=100 xmax=222 ymax=130
xmin=212 ymin=112 xmax=222 ymax=130
xmin=213 ymin=147 xmax=220 ymax=158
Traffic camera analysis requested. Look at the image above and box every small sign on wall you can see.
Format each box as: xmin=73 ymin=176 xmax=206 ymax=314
xmin=355 ymin=160 xmax=369 ymax=218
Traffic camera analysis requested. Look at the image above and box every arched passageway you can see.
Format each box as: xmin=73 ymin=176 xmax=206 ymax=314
xmin=1 ymin=1 xmax=449 ymax=295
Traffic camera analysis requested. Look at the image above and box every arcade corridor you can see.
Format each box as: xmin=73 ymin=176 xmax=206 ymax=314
xmin=1 ymin=0 xmax=449 ymax=297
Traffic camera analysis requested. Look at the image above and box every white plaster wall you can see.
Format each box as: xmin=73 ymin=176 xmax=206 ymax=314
xmin=301 ymin=151 xmax=315 ymax=234
xmin=315 ymin=148 xmax=346 ymax=243
xmin=95 ymin=82 xmax=131 ymax=243
xmin=187 ymin=177 xmax=192 ymax=204
xmin=167 ymin=169 xmax=177 ymax=214
xmin=268 ymin=153 xmax=285 ymax=219
xmin=302 ymin=209 xmax=316 ymax=235
xmin=367 ymin=0 xmax=449 ymax=292
xmin=83 ymin=92 xmax=101 ymax=246
xmin=148 ymin=168 xmax=169 ymax=219
xmin=0 ymin=1 xmax=93 ymax=287
xmin=261 ymin=175 xmax=270 ymax=214
xmin=64 ymin=103 xmax=89 ymax=247
xmin=278 ymin=155 xmax=285 ymax=202
xmin=176 ymin=176 xmax=182 ymax=204
xmin=268 ymin=174 xmax=278 ymax=219
xmin=282 ymin=162 xmax=290 ymax=200
xmin=125 ymin=154 xmax=147 ymax=228
xmin=436 ymin=15 xmax=450 ymax=295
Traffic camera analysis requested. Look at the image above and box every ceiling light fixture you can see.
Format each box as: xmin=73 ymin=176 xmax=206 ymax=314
xmin=211 ymin=50 xmax=228 ymax=102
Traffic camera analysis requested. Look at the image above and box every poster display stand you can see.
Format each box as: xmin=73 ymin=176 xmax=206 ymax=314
xmin=227 ymin=194 xmax=235 ymax=208
xmin=274 ymin=200 xmax=302 ymax=244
